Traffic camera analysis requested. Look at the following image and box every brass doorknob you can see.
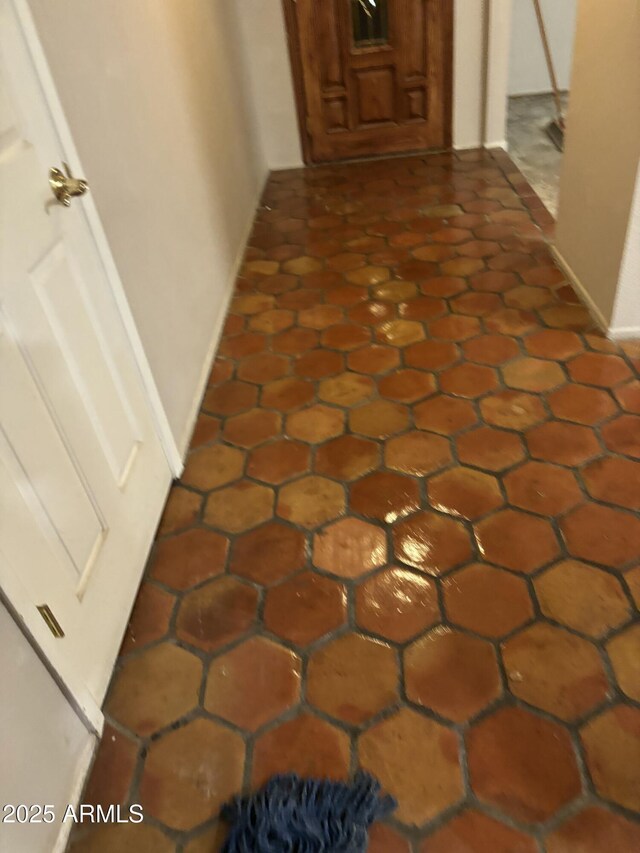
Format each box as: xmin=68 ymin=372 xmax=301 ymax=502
xmin=49 ymin=162 xmax=88 ymax=207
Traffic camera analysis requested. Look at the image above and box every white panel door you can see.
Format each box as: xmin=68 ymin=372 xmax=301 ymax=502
xmin=0 ymin=0 xmax=172 ymax=716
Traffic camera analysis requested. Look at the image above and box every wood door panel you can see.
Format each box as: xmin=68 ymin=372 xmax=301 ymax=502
xmin=285 ymin=0 xmax=452 ymax=163
xmin=355 ymin=67 xmax=396 ymax=125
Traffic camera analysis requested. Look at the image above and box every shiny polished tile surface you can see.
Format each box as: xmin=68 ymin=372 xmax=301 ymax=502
xmin=71 ymin=149 xmax=640 ymax=852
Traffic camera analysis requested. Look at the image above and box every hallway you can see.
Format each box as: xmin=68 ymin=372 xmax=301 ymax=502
xmin=72 ymin=149 xmax=640 ymax=852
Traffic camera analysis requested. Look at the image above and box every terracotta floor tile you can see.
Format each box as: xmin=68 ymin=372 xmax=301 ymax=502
xmin=262 ymin=377 xmax=315 ymax=411
xmin=393 ymin=510 xmax=472 ymax=575
xmin=480 ymin=389 xmax=547 ymax=430
xmin=315 ymin=434 xmax=380 ymax=480
xmin=229 ymin=522 xmax=305 ymax=585
xmin=527 ymin=421 xmax=602 ymax=467
xmin=568 ymin=352 xmax=632 ymax=388
xmin=140 ymin=718 xmax=244 ymax=831
xmin=183 ymin=824 xmax=228 ymax=853
xmin=615 ymin=379 xmax=640 ymax=413
xmin=385 ymin=430 xmax=452 ymax=476
xmin=69 ymin=824 xmax=174 ymax=853
xmin=82 ymin=724 xmax=137 ymax=809
xmin=106 ymin=643 xmax=201 ymax=737
xmin=252 ymin=713 xmax=350 ymax=787
xmin=157 ymin=486 xmax=202 ymax=535
xmin=440 ymin=363 xmax=499 ymax=398
xmin=356 ymin=567 xmax=440 ymax=642
xmin=378 ymin=368 xmax=436 ymax=402
xmin=525 ymin=329 xmax=584 ymax=361
xmin=503 ymin=622 xmax=609 ymax=721
xmin=582 ymin=456 xmax=640 ymax=511
xmin=318 ymin=372 xmax=375 ymax=406
xmin=405 ymin=627 xmax=501 ymax=722
xmin=548 ymin=383 xmax=618 ymax=425
xmin=561 ymin=503 xmax=640 ymax=568
xmin=190 ymin=413 xmax=220 ymax=447
xmin=475 ymin=508 xmax=560 ymax=573
xmin=404 ymin=339 xmax=459 ymax=370
xmin=601 ymin=414 xmax=640 ymax=458
xmin=502 ymin=357 xmax=566 ymax=392
xmin=467 ymin=706 xmax=581 ymax=823
xmin=150 ymin=529 xmax=227 ymax=590
xmin=546 ymin=806 xmax=640 ymax=853
xmin=307 ymin=632 xmax=398 ymax=724
xmin=368 ymin=823 xmax=411 ymax=853
xmin=237 ymin=352 xmax=290 ymax=383
xmin=82 ymin=154 xmax=640 ymax=840
xmin=176 ymin=577 xmax=258 ymax=652
xmin=581 ymin=705 xmax=640 ymax=812
xmin=505 ymin=460 xmax=583 ymax=516
xmin=294 ymin=348 xmax=344 ymax=379
xmin=286 ymin=403 xmax=344 ymax=443
xmin=359 ymin=708 xmax=463 ymax=826
xmin=535 ymin=559 xmax=630 ymax=638
xmin=204 ymin=637 xmax=301 ymax=731
xmin=204 ymin=481 xmax=273 ymax=533
xmin=607 ymin=624 xmax=640 ymax=702
xmin=264 ymin=570 xmax=347 ymax=645
xmin=181 ymin=444 xmax=244 ymax=491
xmin=349 ymin=399 xmax=410 ymax=439
xmin=429 ymin=314 xmax=482 ymax=342
xmin=428 ymin=467 xmax=504 ymax=520
xmin=277 ymin=475 xmax=345 ymax=528
xmin=443 ymin=563 xmax=533 ymax=638
xmin=347 ymin=342 xmax=401 ymax=374
xmin=350 ymin=471 xmax=420 ymax=523
xmin=272 ymin=327 xmax=318 ymax=355
xmin=451 ymin=291 xmax=503 ymax=317
xmin=421 ymin=809 xmax=537 ymax=853
xmin=313 ymin=516 xmax=387 ymax=577
xmin=120 ymin=583 xmax=174 ymax=655
xmin=203 ymin=379 xmax=257 ymax=415
xmin=456 ymin=426 xmax=525 ymax=472
xmin=414 ymin=394 xmax=477 ymax=435
xmin=247 ymin=438 xmax=309 ymax=484
xmin=462 ymin=333 xmax=520 ymax=365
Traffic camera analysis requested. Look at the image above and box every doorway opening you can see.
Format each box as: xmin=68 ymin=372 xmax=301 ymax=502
xmin=505 ymin=0 xmax=578 ymax=216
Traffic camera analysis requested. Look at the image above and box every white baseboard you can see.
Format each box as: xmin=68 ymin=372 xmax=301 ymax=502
xmin=176 ymin=171 xmax=269 ymax=465
xmin=270 ymin=159 xmax=305 ymax=171
xmin=52 ymin=734 xmax=98 ymax=853
xmin=607 ymin=324 xmax=640 ymax=340
xmin=453 ymin=141 xmax=482 ymax=151
xmin=550 ymin=245 xmax=609 ymax=335
xmin=485 ymin=140 xmax=507 ymax=150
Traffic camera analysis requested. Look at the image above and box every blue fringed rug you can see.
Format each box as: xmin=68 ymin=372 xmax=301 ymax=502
xmin=221 ymin=771 xmax=396 ymax=852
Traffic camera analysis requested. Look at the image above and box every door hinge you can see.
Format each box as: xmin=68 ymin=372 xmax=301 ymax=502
xmin=37 ymin=604 xmax=65 ymax=638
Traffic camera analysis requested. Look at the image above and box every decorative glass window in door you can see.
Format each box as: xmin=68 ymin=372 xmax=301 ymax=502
xmin=351 ymin=0 xmax=389 ymax=47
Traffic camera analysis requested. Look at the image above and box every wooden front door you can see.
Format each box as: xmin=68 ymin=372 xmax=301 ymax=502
xmin=284 ymin=0 xmax=453 ymax=163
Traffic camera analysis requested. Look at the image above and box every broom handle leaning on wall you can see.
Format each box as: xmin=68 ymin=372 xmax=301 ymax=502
xmin=531 ymin=0 xmax=564 ymax=123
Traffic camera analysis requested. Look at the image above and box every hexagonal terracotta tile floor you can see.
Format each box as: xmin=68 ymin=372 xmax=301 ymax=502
xmin=74 ymin=149 xmax=640 ymax=851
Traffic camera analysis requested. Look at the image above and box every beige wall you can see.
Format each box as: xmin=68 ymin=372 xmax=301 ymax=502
xmin=555 ymin=0 xmax=640 ymax=328
xmin=28 ymin=0 xmax=268 ymax=453
xmin=611 ymin=162 xmax=640 ymax=336
xmin=509 ymin=0 xmax=577 ymax=96
xmin=234 ymin=0 xmax=303 ymax=169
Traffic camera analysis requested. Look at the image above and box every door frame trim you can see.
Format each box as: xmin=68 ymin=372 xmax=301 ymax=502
xmin=281 ymin=0 xmax=454 ymax=165
xmin=282 ymin=0 xmax=313 ymax=164
xmin=10 ymin=0 xmax=183 ymax=476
